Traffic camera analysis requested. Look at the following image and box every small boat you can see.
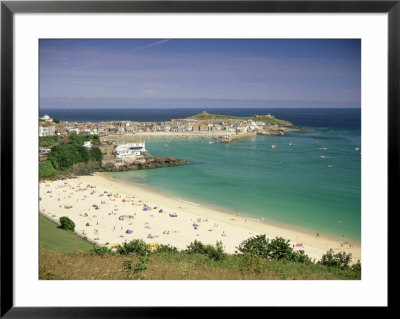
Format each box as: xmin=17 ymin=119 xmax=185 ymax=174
xmin=163 ymin=144 xmax=168 ymax=147
xmin=271 ymin=144 xmax=277 ymax=149
xmin=209 ymin=141 xmax=215 ymax=144
xmin=355 ymin=147 xmax=360 ymax=151
xmin=289 ymin=142 xmax=293 ymax=146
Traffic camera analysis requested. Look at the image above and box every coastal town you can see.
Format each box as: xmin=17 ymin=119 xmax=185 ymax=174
xmin=39 ymin=111 xmax=306 ymax=168
xmin=39 ymin=111 xmax=303 ymax=139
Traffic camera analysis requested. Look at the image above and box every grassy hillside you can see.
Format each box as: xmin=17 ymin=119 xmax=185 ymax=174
xmin=187 ymin=112 xmax=294 ymax=127
xmin=40 ymin=248 xmax=360 ymax=280
xmin=39 ymin=214 xmax=96 ymax=254
xmin=39 ymin=222 xmax=361 ymax=280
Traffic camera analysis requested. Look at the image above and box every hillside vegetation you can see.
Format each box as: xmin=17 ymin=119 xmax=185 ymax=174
xmin=39 ymin=135 xmax=103 ymax=179
xmin=39 ymin=215 xmax=361 ymax=280
xmin=39 ymin=214 xmax=96 ymax=254
xmin=187 ymin=111 xmax=294 ymax=127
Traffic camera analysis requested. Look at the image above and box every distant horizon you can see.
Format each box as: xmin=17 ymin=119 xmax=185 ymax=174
xmin=40 ymin=106 xmax=361 ymax=110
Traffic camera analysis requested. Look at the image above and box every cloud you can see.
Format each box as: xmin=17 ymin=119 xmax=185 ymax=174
xmin=132 ymin=39 xmax=170 ymax=53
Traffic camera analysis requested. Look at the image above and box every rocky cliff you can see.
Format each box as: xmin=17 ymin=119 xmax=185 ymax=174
xmin=102 ymin=155 xmax=189 ymax=172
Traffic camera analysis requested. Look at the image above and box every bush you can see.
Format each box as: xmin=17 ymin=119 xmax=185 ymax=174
xmin=48 ymin=144 xmax=90 ymax=170
xmin=238 ymin=253 xmax=265 ymax=273
xmin=91 ymin=246 xmax=113 ymax=256
xmin=268 ymin=237 xmax=294 ymax=261
xmin=39 ymin=136 xmax=60 ymax=147
xmin=236 ymin=234 xmax=270 ymax=259
xmin=351 ymin=260 xmax=361 ymax=273
xmin=89 ymin=147 xmax=103 ymax=164
xmin=185 ymin=240 xmax=226 ymax=261
xmin=39 ymin=161 xmax=57 ymax=179
xmin=133 ymin=256 xmax=150 ymax=273
xmin=116 ymin=239 xmax=152 ymax=256
xmin=59 ymin=216 xmax=75 ymax=231
xmin=53 ymin=118 xmax=60 ymax=123
xmin=156 ymin=244 xmax=179 ymax=254
xmin=207 ymin=241 xmax=227 ymax=261
xmin=319 ymin=249 xmax=352 ymax=269
xmin=292 ymin=250 xmax=312 ymax=263
xmin=122 ymin=256 xmax=150 ymax=273
xmin=122 ymin=260 xmax=132 ymax=272
xmin=237 ymin=235 xmax=311 ymax=262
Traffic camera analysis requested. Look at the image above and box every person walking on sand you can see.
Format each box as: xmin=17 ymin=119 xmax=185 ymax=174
xmin=317 ymin=232 xmax=320 ymax=238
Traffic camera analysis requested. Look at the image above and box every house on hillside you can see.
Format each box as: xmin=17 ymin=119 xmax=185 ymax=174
xmin=39 ymin=124 xmax=56 ymax=137
xmin=114 ymin=141 xmax=146 ymax=159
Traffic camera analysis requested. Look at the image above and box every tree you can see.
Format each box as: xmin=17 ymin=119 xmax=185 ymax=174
xmin=89 ymin=147 xmax=103 ymax=164
xmin=59 ymin=216 xmax=75 ymax=231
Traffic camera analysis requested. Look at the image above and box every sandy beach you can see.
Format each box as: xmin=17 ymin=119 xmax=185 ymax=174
xmin=39 ymin=173 xmax=361 ymax=262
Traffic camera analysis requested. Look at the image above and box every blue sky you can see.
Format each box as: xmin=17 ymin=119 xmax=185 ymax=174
xmin=40 ymin=39 xmax=361 ymax=109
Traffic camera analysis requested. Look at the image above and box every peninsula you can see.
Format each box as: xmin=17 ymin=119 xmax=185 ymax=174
xmin=39 ymin=111 xmax=309 ymax=142
xmin=39 ymin=111 xmax=306 ymax=177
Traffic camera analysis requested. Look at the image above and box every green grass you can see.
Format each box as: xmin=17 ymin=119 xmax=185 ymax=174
xmin=39 ymin=250 xmax=361 ymax=280
xmin=39 ymin=217 xmax=361 ymax=280
xmin=39 ymin=161 xmax=58 ymax=179
xmin=39 ymin=214 xmax=96 ymax=254
xmin=39 ymin=135 xmax=61 ymax=147
xmin=187 ymin=112 xmax=294 ymax=126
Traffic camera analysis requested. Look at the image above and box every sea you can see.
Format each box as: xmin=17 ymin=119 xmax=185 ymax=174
xmin=40 ymin=108 xmax=361 ymax=242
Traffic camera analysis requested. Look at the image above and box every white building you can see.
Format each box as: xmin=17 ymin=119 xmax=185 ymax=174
xmin=40 ymin=114 xmax=53 ymax=122
xmin=66 ymin=127 xmax=80 ymax=134
xmin=39 ymin=125 xmax=55 ymax=137
xmin=83 ymin=141 xmax=92 ymax=148
xmin=114 ymin=141 xmax=146 ymax=159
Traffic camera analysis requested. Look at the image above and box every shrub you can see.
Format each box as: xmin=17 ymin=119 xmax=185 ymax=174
xmin=122 ymin=260 xmax=132 ymax=271
xmin=133 ymin=256 xmax=150 ymax=273
xmin=59 ymin=216 xmax=75 ymax=231
xmin=48 ymin=144 xmax=90 ymax=171
xmin=239 ymin=253 xmax=265 ymax=273
xmin=185 ymin=240 xmax=207 ymax=255
xmin=292 ymin=250 xmax=312 ymax=263
xmin=351 ymin=260 xmax=362 ymax=273
xmin=156 ymin=244 xmax=179 ymax=254
xmin=116 ymin=239 xmax=152 ymax=256
xmin=268 ymin=237 xmax=294 ymax=261
xmin=39 ymin=135 xmax=60 ymax=147
xmin=53 ymin=118 xmax=60 ymax=123
xmin=237 ymin=235 xmax=311 ymax=262
xmin=91 ymin=246 xmax=113 ymax=256
xmin=39 ymin=161 xmax=57 ymax=179
xmin=185 ymin=240 xmax=227 ymax=261
xmin=89 ymin=147 xmax=103 ymax=164
xmin=319 ymin=249 xmax=352 ymax=269
xmin=207 ymin=241 xmax=227 ymax=261
xmin=236 ymin=234 xmax=271 ymax=259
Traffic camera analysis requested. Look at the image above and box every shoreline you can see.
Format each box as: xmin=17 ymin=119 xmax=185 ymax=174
xmin=39 ymin=173 xmax=361 ymax=262
xmin=105 ymin=171 xmax=361 ymax=245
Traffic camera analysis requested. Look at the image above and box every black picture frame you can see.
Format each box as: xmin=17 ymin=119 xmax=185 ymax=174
xmin=1 ymin=0 xmax=396 ymax=317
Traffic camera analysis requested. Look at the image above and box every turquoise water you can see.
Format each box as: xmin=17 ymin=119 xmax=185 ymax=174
xmin=107 ymin=118 xmax=361 ymax=242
